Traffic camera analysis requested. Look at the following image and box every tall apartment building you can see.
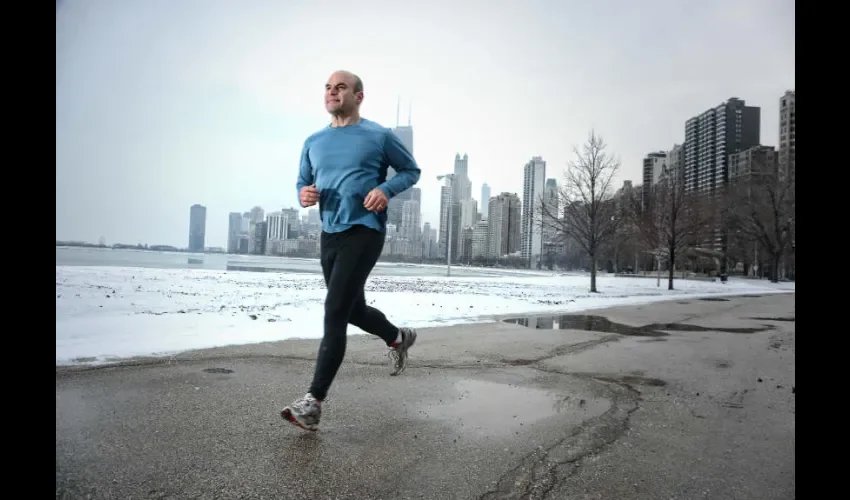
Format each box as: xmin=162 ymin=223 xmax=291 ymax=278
xmin=188 ymin=204 xmax=207 ymax=252
xmin=471 ymin=219 xmax=489 ymax=259
xmin=422 ymin=222 xmax=435 ymax=259
xmin=641 ymin=151 xmax=668 ymax=210
xmin=778 ymin=90 xmax=795 ymax=180
xmin=451 ymin=153 xmax=472 ymax=202
xmin=386 ymin=122 xmax=416 ymax=228
xmin=438 ymin=183 xmax=452 ymax=259
xmin=667 ymin=144 xmax=684 ymax=185
xmin=460 ymin=198 xmax=478 ymax=229
xmin=253 ymin=221 xmax=268 ymax=255
xmin=542 ymin=178 xmax=559 ymax=245
xmin=265 ymin=212 xmax=289 ymax=255
xmin=227 ymin=212 xmax=242 ymax=253
xmin=683 ymin=97 xmax=760 ymax=195
xmin=459 ymin=227 xmax=474 ymax=263
xmin=729 ymin=145 xmax=778 ymax=181
xmin=249 ymin=206 xmax=264 ymax=223
xmin=521 ymin=156 xmax=546 ymax=265
xmin=400 ymin=199 xmax=421 ymax=241
xmin=480 ymin=183 xmax=491 ymax=220
xmin=449 ymin=202 xmax=462 ymax=262
xmin=422 ymin=223 xmax=438 ymax=259
xmin=487 ymin=192 xmax=522 ymax=259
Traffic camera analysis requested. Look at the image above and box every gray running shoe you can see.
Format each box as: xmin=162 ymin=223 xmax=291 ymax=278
xmin=389 ymin=327 xmax=417 ymax=376
xmin=281 ymin=393 xmax=322 ymax=431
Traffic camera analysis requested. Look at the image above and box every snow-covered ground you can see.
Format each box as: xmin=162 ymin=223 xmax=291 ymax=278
xmin=55 ymin=265 xmax=795 ymax=365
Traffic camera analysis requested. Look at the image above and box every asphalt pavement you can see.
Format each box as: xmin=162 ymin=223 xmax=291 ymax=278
xmin=56 ymin=293 xmax=795 ymax=500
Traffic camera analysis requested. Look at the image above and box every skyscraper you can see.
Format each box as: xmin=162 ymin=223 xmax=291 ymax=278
xmin=438 ymin=182 xmax=455 ymax=260
xmin=265 ymin=211 xmax=289 ymax=255
xmin=188 ymin=204 xmax=207 ymax=252
xmin=778 ymin=90 xmax=795 ymax=180
xmin=480 ymin=183 xmax=491 ymax=219
xmin=400 ymin=199 xmax=421 ymax=241
xmin=386 ymin=100 xmax=417 ymax=229
xmin=447 ymin=153 xmax=473 ymax=257
xmin=542 ymin=178 xmax=560 ymax=256
xmin=471 ymin=219 xmax=489 ymax=259
xmin=683 ymin=97 xmax=760 ymax=254
xmin=227 ymin=212 xmax=242 ymax=253
xmin=460 ymin=198 xmax=478 ymax=229
xmin=667 ymin=144 xmax=684 ymax=186
xmin=249 ymin=206 xmax=265 ymax=223
xmin=488 ymin=192 xmax=521 ymax=259
xmin=684 ymin=97 xmax=760 ymax=195
xmin=452 ymin=153 xmax=472 ymax=202
xmin=641 ymin=151 xmax=668 ymax=210
xmin=521 ymin=156 xmax=546 ymax=265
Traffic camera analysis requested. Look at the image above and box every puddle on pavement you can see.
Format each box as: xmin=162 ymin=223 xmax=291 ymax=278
xmin=503 ymin=315 xmax=662 ymax=336
xmin=418 ymin=379 xmax=610 ymax=436
xmin=699 ymin=297 xmax=730 ymax=301
xmin=501 ymin=314 xmax=773 ymax=336
xmin=748 ymin=316 xmax=795 ymax=322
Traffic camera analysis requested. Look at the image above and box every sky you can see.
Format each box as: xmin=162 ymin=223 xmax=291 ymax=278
xmin=56 ymin=0 xmax=795 ymax=248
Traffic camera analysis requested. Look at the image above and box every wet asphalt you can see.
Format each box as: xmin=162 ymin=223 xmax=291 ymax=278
xmin=56 ymin=292 xmax=795 ymax=499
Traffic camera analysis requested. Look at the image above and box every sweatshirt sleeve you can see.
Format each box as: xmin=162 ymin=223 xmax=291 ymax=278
xmin=377 ymin=130 xmax=421 ymax=198
xmin=295 ymin=140 xmax=314 ymax=205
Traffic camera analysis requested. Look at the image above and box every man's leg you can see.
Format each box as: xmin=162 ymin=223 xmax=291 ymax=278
xmin=281 ymin=231 xmax=343 ymax=431
xmin=345 ymin=258 xmax=417 ymax=376
xmin=308 ymin=226 xmax=386 ymax=401
xmin=349 ymin=290 xmax=399 ymax=345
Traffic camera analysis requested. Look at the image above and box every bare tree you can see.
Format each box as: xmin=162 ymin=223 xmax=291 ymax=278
xmin=540 ymin=130 xmax=622 ymax=292
xmin=724 ymin=159 xmax=795 ymax=283
xmin=628 ymin=172 xmax=716 ymax=289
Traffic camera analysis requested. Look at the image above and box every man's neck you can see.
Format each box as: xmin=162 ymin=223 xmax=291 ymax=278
xmin=330 ymin=112 xmax=361 ymax=128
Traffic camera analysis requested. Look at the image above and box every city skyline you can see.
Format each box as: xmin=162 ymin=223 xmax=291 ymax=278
xmin=72 ymin=87 xmax=791 ymax=251
xmin=56 ymin=0 xmax=794 ymax=248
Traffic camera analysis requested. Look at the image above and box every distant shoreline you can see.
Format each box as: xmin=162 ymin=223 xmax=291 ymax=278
xmin=56 ymin=242 xmax=223 ymax=254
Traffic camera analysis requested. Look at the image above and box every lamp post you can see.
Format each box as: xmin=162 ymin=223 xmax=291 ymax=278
xmin=437 ymin=174 xmax=455 ymax=277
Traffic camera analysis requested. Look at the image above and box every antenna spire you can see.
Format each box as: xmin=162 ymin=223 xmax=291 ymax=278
xmin=408 ymin=98 xmax=412 ymax=126
xmin=396 ymin=95 xmax=400 ymax=127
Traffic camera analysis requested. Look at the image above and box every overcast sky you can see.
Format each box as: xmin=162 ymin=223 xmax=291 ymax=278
xmin=56 ymin=0 xmax=795 ymax=248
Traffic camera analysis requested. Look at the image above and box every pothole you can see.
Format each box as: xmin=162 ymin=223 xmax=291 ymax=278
xmin=202 ymin=368 xmax=234 ymax=374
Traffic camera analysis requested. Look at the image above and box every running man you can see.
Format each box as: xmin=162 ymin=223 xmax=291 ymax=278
xmin=281 ymin=70 xmax=421 ymax=431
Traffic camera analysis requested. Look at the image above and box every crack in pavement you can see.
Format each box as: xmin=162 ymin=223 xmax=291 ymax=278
xmin=501 ymin=335 xmax=622 ymax=366
xmin=479 ymin=374 xmax=641 ymax=500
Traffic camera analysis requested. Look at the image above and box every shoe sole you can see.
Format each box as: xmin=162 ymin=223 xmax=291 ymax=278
xmin=281 ymin=408 xmax=318 ymax=432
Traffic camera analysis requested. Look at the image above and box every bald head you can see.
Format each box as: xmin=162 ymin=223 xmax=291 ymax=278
xmin=325 ymin=70 xmax=364 ymax=117
xmin=335 ymin=70 xmax=363 ymax=93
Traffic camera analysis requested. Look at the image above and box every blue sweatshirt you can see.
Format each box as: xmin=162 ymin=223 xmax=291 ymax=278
xmin=296 ymin=118 xmax=421 ymax=234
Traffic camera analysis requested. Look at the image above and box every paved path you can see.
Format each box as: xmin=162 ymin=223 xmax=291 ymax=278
xmin=56 ymin=293 xmax=795 ymax=499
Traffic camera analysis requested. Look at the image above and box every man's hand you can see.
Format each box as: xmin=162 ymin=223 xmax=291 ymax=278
xmin=300 ymin=185 xmax=319 ymax=207
xmin=363 ymin=188 xmax=389 ymax=212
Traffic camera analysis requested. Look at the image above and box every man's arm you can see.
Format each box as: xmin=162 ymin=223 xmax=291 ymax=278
xmin=296 ymin=141 xmax=314 ymax=204
xmin=377 ymin=131 xmax=421 ymax=199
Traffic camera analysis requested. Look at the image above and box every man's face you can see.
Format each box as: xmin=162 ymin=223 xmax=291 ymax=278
xmin=325 ymin=72 xmax=361 ymax=115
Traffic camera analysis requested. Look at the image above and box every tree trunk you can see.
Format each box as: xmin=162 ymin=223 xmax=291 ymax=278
xmin=771 ymin=252 xmax=782 ymax=283
xmin=613 ymin=245 xmax=619 ymax=273
xmin=590 ymin=254 xmax=598 ymax=292
xmin=668 ymin=249 xmax=676 ymax=290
